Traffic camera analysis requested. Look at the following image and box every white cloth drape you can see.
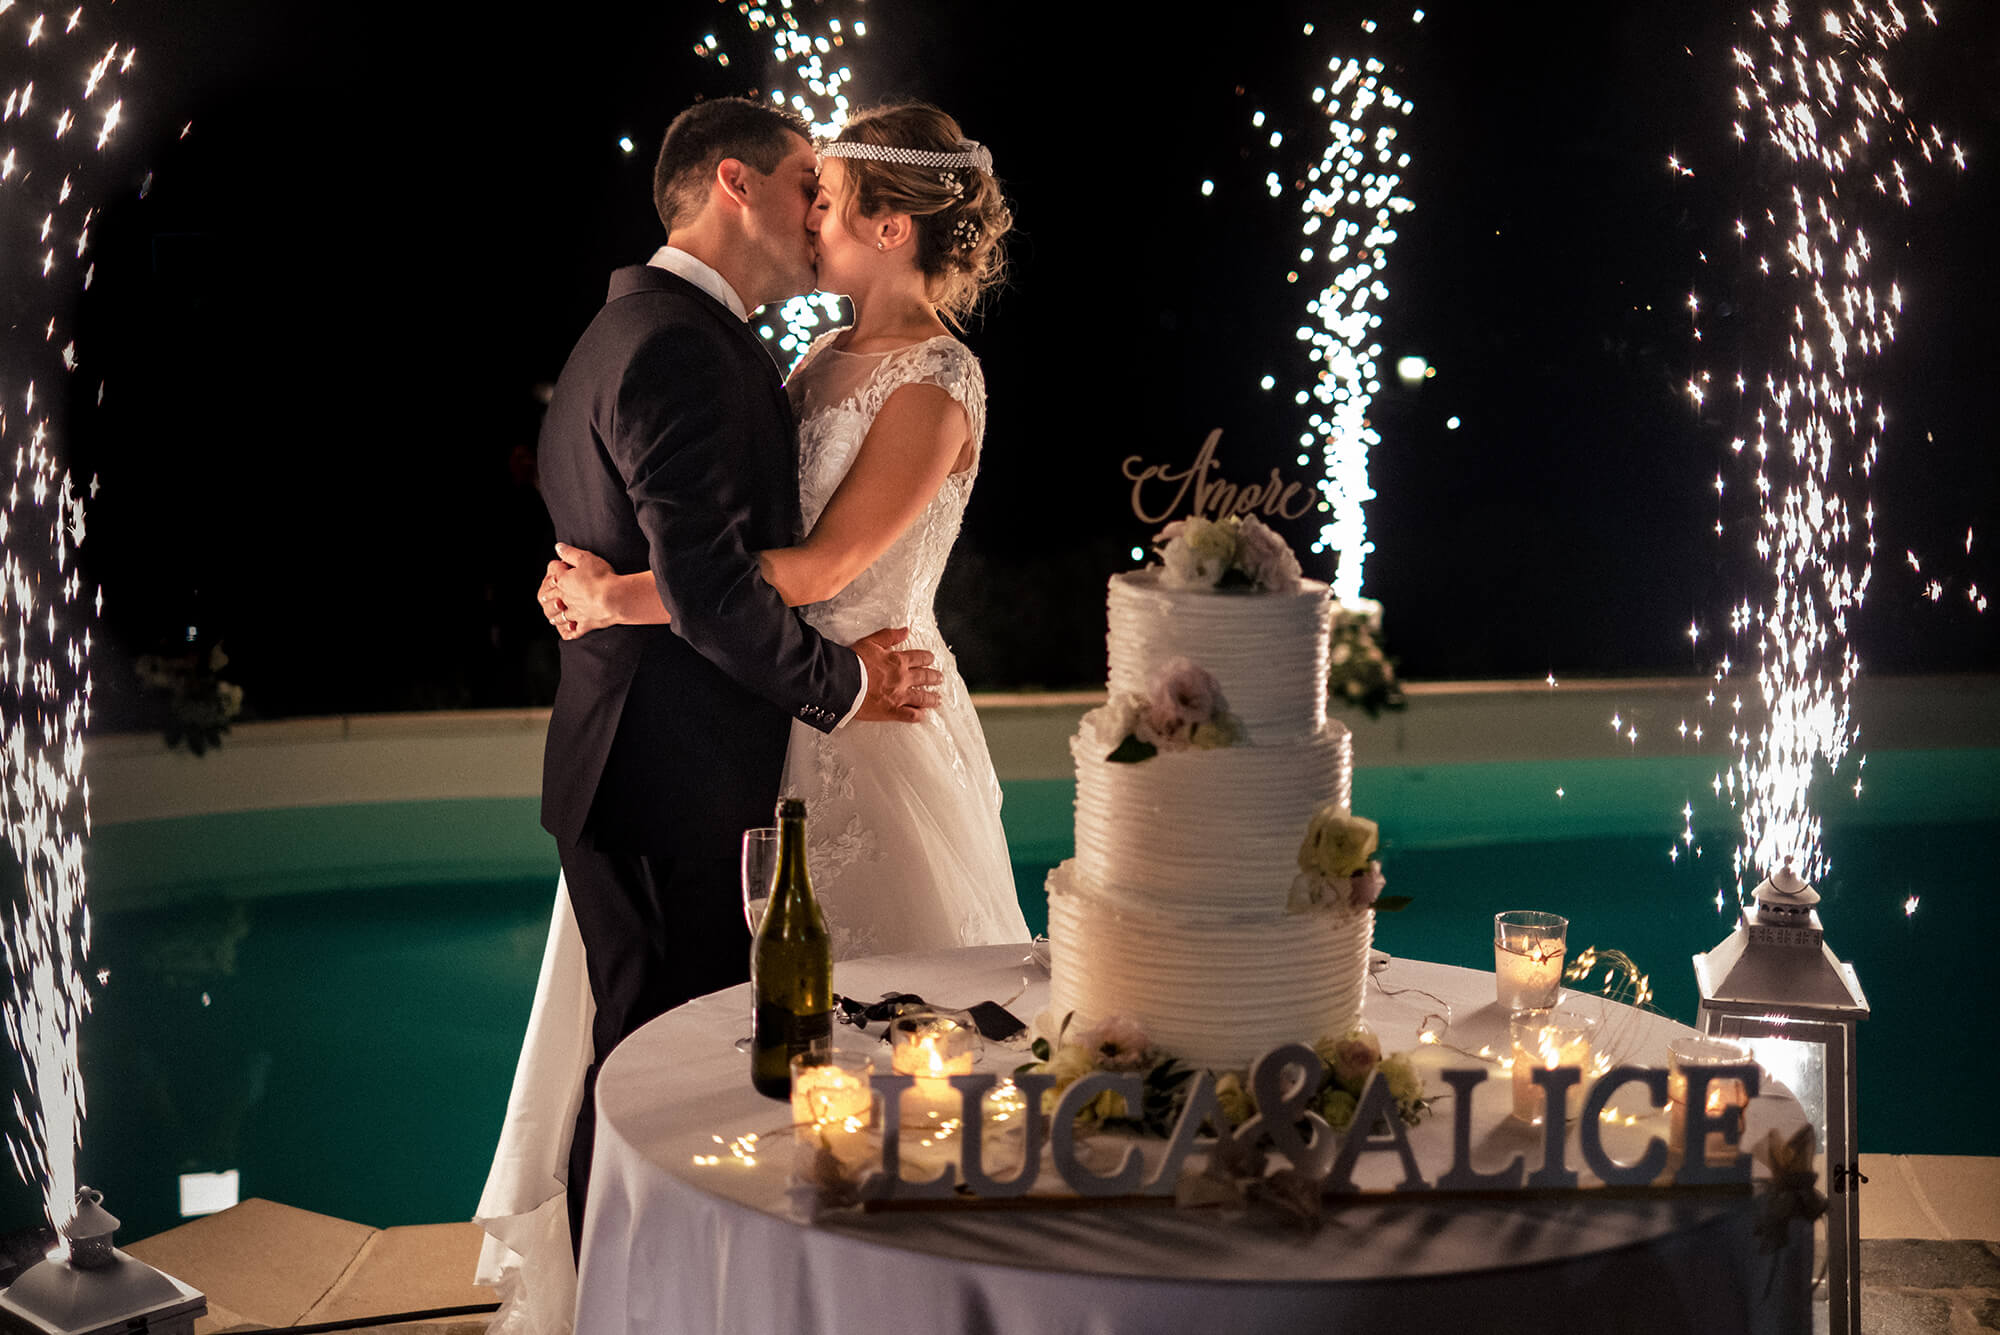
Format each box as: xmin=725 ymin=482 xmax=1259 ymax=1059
xmin=474 ymin=878 xmax=594 ymax=1335
xmin=571 ymin=946 xmax=1813 ymax=1335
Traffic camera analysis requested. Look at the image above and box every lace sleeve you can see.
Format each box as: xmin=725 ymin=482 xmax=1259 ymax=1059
xmin=871 ymin=337 xmax=987 ymax=466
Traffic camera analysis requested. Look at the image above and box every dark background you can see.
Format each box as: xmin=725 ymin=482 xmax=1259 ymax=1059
xmin=60 ymin=0 xmax=2000 ymax=728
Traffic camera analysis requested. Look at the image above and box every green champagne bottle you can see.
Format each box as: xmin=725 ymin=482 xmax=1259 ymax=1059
xmin=750 ymin=797 xmax=833 ymax=1099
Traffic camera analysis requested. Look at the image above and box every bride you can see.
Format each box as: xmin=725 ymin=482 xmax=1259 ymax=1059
xmin=478 ymin=102 xmax=1028 ymax=1333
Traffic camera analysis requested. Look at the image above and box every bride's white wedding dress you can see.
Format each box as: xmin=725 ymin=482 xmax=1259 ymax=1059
xmin=473 ymin=331 xmax=1028 ymax=1334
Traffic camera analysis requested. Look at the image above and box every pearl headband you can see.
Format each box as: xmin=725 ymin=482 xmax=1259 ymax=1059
xmin=818 ymin=137 xmax=994 ymax=179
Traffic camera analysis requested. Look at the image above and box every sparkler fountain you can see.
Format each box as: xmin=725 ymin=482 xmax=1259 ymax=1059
xmin=1291 ymin=24 xmax=1415 ymax=609
xmin=1684 ymin=7 xmax=1962 ymax=1330
xmin=0 ymin=7 xmax=204 ymax=1332
xmin=1257 ymin=16 xmax=1417 ymax=713
xmin=695 ymin=0 xmax=872 ymax=363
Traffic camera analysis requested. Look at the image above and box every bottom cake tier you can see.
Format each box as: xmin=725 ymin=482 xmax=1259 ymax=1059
xmin=1045 ymin=860 xmax=1374 ymax=1072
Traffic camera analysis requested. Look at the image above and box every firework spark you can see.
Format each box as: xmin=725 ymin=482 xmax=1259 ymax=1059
xmin=696 ymin=0 xmax=871 ymax=361
xmin=1688 ymin=3 xmax=1960 ymax=897
xmin=0 ymin=2 xmax=125 ymax=1239
xmin=1285 ymin=22 xmax=1417 ymax=604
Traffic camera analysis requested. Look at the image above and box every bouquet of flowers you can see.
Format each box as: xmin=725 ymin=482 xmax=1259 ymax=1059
xmin=1090 ymin=657 xmax=1244 ymax=764
xmin=135 ymin=638 xmax=244 ymax=755
xmin=1328 ymin=599 xmax=1407 ymax=718
xmin=1154 ymin=514 xmax=1303 ymax=592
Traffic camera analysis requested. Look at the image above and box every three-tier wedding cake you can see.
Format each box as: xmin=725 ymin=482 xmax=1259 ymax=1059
xmin=1045 ymin=517 xmax=1373 ymax=1072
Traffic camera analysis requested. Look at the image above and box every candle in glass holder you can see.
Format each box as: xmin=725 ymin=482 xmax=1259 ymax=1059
xmin=789 ymin=1052 xmax=873 ymax=1165
xmin=1494 ymin=910 xmax=1568 ymax=1011
xmin=889 ymin=1012 xmax=978 ymax=1128
xmin=1667 ymin=1035 xmax=1753 ymax=1163
xmin=1510 ymin=1008 xmax=1596 ymax=1124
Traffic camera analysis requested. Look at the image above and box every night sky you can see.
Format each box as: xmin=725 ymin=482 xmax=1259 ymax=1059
xmin=55 ymin=0 xmax=2000 ymax=728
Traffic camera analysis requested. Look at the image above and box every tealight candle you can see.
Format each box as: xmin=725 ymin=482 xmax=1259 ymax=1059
xmin=1510 ymin=1008 xmax=1596 ymax=1124
xmin=789 ymin=1052 xmax=873 ymax=1165
xmin=1494 ymin=910 xmax=1568 ymax=1011
xmin=1667 ymin=1035 xmax=1753 ymax=1163
xmin=889 ymin=1012 xmax=978 ymax=1128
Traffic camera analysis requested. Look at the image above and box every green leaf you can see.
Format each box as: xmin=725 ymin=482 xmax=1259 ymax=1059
xmin=1105 ymin=735 xmax=1159 ymax=765
xmin=1374 ymin=895 xmax=1415 ymax=914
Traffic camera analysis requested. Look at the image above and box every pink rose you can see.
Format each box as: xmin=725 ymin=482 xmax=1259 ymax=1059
xmin=1327 ymin=1031 xmax=1381 ymax=1092
xmin=1146 ymin=657 xmax=1222 ymax=742
xmin=1347 ymin=862 xmax=1386 ymax=911
xmin=1231 ymin=515 xmax=1303 ymax=591
xmin=1088 ymin=1015 xmax=1153 ymax=1071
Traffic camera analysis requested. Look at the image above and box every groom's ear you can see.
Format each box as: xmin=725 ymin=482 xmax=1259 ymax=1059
xmin=712 ymin=158 xmax=754 ymax=211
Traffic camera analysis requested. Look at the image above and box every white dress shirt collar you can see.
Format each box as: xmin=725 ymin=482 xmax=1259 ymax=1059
xmin=647 ymin=245 xmax=749 ymax=322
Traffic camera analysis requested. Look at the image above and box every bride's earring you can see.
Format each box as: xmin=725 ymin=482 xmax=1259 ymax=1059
xmin=876 ymin=239 xmax=886 ymax=251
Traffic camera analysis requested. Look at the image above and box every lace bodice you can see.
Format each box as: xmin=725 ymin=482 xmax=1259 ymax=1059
xmin=785 ymin=330 xmax=984 ymax=646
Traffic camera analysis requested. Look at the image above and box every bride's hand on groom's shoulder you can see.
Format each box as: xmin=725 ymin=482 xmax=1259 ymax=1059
xmin=850 ymin=627 xmax=943 ymax=724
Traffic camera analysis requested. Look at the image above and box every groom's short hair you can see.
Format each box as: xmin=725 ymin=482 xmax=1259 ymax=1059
xmin=654 ymin=98 xmax=812 ymax=235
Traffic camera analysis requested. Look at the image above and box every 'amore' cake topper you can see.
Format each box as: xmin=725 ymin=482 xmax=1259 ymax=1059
xmin=1124 ymin=429 xmax=1316 ymax=526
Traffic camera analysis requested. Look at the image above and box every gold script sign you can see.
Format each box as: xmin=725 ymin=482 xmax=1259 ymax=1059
xmin=1123 ymin=429 xmax=1316 ymax=526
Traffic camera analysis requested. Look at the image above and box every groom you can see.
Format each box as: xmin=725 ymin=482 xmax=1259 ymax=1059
xmin=536 ymin=97 xmax=939 ymax=1251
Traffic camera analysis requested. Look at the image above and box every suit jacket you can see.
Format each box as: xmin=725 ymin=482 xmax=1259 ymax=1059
xmin=537 ymin=265 xmax=862 ymax=858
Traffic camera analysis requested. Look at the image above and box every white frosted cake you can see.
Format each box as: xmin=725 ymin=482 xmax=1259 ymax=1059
xmin=1046 ymin=564 xmax=1373 ymax=1072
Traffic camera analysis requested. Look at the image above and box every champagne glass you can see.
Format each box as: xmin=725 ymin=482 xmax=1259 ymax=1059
xmin=741 ymin=826 xmax=779 ymax=934
xmin=735 ymin=827 xmax=780 ymax=1052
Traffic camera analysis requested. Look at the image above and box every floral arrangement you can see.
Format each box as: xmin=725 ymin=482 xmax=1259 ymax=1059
xmin=135 ymin=639 xmax=244 ymax=755
xmin=1309 ymin=1028 xmax=1430 ymax=1132
xmin=1328 ymin=599 xmax=1407 ymax=718
xmin=1154 ymin=513 xmax=1303 ymax=592
xmin=1019 ymin=1014 xmax=1193 ymax=1136
xmin=1286 ymin=807 xmax=1411 ymax=915
xmin=1019 ymin=1013 xmax=1430 ymax=1142
xmin=1091 ymin=657 xmax=1244 ymax=764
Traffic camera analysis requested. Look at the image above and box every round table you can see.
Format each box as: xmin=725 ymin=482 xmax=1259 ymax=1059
xmin=574 ymin=945 xmax=1810 ymax=1335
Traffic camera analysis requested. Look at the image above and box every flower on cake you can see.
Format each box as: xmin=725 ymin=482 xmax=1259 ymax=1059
xmin=1287 ymin=806 xmax=1410 ymax=915
xmin=1094 ymin=657 xmax=1244 ymax=764
xmin=1154 ymin=513 xmax=1303 ymax=593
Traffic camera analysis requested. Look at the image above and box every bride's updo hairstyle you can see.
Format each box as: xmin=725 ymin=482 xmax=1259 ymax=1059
xmin=822 ymin=103 xmax=1012 ymax=323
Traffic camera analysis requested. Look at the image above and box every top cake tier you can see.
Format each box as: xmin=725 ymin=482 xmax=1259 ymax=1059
xmin=1107 ymin=569 xmax=1333 ymax=745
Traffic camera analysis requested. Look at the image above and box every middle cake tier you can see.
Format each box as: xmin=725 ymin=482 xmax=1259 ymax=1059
xmin=1069 ymin=720 xmax=1352 ymax=915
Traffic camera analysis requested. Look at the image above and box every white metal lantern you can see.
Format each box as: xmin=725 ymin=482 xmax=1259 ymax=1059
xmin=0 ymin=1188 xmax=206 ymax=1335
xmin=1692 ymin=867 xmax=1869 ymax=1335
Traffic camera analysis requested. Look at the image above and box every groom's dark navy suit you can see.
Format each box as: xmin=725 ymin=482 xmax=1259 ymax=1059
xmin=536 ymin=263 xmax=861 ymax=1248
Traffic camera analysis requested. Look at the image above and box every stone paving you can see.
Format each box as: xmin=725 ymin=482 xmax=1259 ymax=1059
xmin=1858 ymin=1239 xmax=2000 ymax=1334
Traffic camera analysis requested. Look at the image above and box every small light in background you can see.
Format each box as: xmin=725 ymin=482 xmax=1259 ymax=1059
xmin=617 ymin=136 xmax=635 ymax=155
xmin=1200 ymin=179 xmax=1214 ymax=197
xmin=1394 ymin=354 xmax=1429 ymax=385
xmin=179 ymin=1170 xmax=239 ymax=1218
xmin=1130 ymin=547 xmax=1144 ymax=561
xmin=1445 ymin=415 xmax=1461 ymax=430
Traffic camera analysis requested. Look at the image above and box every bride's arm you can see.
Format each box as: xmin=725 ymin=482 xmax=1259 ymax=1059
xmin=543 ymin=383 xmax=967 ymax=634
xmin=758 ymin=382 xmax=970 ymax=605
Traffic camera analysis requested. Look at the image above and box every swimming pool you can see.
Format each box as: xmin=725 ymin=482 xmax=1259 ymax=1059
xmin=27 ymin=696 xmax=1999 ymax=1244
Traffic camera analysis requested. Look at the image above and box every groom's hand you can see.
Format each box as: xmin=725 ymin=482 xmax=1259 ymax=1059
xmin=850 ymin=626 xmax=943 ymax=723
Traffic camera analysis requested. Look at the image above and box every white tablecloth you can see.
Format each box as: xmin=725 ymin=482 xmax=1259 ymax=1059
xmin=575 ymin=945 xmax=1811 ymax=1335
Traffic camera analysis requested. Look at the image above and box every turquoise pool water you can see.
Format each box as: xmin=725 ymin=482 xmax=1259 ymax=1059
xmin=13 ymin=748 xmax=1993 ymax=1244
